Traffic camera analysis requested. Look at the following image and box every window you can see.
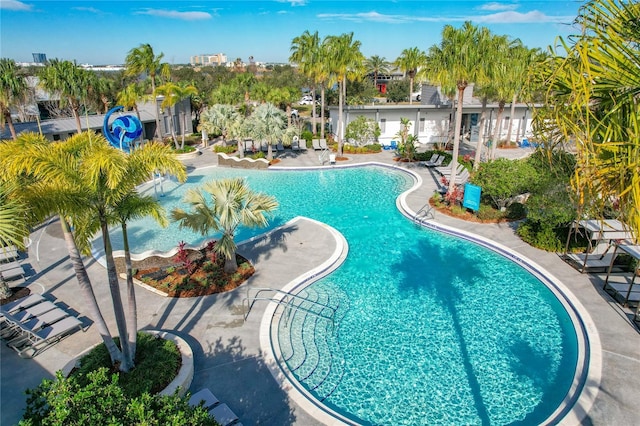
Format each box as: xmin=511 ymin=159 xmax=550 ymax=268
xmin=419 ymin=118 xmax=425 ymax=132
xmin=380 ymin=118 xmax=386 ymax=133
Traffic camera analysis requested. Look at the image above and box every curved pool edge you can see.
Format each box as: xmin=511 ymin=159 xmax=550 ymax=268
xmin=258 ymin=216 xmax=356 ymax=426
xmin=397 ymin=181 xmax=603 ymax=426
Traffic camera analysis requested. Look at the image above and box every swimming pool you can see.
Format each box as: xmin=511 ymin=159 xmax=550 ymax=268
xmin=108 ymin=165 xmax=585 ymax=425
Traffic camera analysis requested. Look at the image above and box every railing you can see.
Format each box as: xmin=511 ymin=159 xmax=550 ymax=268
xmin=318 ymin=148 xmax=330 ymax=165
xmin=243 ymin=287 xmax=337 ymax=325
xmin=414 ymin=201 xmax=435 ymax=224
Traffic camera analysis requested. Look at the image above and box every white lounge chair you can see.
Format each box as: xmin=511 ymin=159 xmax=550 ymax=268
xmin=312 ymin=139 xmax=321 ymax=150
xmin=0 ymin=245 xmax=19 ymax=263
xmin=420 ymin=154 xmax=444 ymax=168
xmin=319 ymin=139 xmax=328 ymax=150
xmin=0 ymin=262 xmax=25 ymax=281
xmin=7 ymin=315 xmax=83 ymax=358
xmin=0 ymin=294 xmax=45 ymax=316
xmin=2 ymin=307 xmax=69 ymax=340
xmin=2 ymin=300 xmax=57 ymax=325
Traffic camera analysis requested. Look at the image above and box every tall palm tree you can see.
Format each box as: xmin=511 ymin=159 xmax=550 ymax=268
xmin=425 ymin=22 xmax=482 ymax=193
xmin=365 ymin=55 xmax=392 ymax=91
xmin=541 ymin=0 xmax=640 ymax=238
xmin=325 ymin=32 xmax=365 ymax=156
xmin=124 ymin=44 xmax=170 ymax=140
xmin=0 ymin=133 xmax=123 ymax=364
xmin=245 ymin=102 xmax=287 ymax=160
xmin=39 ymin=59 xmax=90 ymax=133
xmin=172 ymin=178 xmax=278 ymax=273
xmin=0 ymin=182 xmax=29 ymax=298
xmin=394 ymin=47 xmax=427 ymax=104
xmin=117 ymin=82 xmax=146 ymax=143
xmin=267 ymin=86 xmax=299 ymax=127
xmin=154 ymin=82 xmax=198 ymax=149
xmin=0 ymin=58 xmax=28 ymax=140
xmin=290 ymin=30 xmax=321 ymax=136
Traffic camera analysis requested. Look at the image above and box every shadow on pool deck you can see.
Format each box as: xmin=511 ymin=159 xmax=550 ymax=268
xmin=2 ymin=144 xmax=638 ymax=426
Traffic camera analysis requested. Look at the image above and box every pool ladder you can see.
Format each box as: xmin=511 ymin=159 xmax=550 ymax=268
xmin=414 ymin=201 xmax=435 ymax=224
xmin=242 ymin=287 xmax=337 ymax=326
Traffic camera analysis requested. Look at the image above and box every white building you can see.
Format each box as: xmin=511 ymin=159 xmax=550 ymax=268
xmin=329 ymin=85 xmax=534 ymax=146
xmin=190 ymin=53 xmax=227 ymax=66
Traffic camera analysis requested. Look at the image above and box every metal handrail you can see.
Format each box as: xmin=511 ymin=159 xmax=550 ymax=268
xmin=243 ymin=287 xmax=337 ymax=323
xmin=414 ymin=202 xmax=435 ymax=223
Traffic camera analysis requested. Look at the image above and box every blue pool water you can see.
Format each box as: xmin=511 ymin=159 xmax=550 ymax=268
xmin=110 ymin=166 xmax=579 ymax=425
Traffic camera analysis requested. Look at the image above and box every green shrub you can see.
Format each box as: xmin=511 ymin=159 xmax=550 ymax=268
xmin=471 ymin=158 xmax=538 ymax=210
xmin=301 ymin=130 xmax=313 ymax=146
xmin=21 ymin=369 xmax=215 ymax=425
xmin=476 ymin=204 xmax=504 ymax=221
xmin=71 ymin=332 xmax=181 ymax=398
xmin=517 ymin=221 xmax=565 ymax=252
xmin=213 ymin=145 xmax=236 ymax=154
xmin=249 ymin=151 xmax=266 ymax=160
xmin=506 ymin=202 xmax=527 ymax=220
xmin=171 ymin=145 xmax=196 ymax=154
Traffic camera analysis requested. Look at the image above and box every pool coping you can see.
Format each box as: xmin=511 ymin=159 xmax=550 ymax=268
xmin=258 ymin=162 xmax=601 ymax=426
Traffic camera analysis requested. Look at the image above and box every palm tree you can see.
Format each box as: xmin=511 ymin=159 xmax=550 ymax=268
xmin=0 ymin=58 xmax=28 ymax=140
xmin=541 ymin=0 xmax=640 ymax=238
xmin=394 ymin=47 xmax=427 ymax=104
xmin=365 ymin=55 xmax=392 ymax=91
xmin=245 ymin=102 xmax=287 ymax=160
xmin=325 ymin=32 xmax=365 ymax=156
xmin=117 ymin=82 xmax=146 ymax=143
xmin=172 ymin=178 xmax=278 ymax=273
xmin=0 ymin=133 xmax=123 ymax=365
xmin=266 ymin=86 xmax=299 ymax=126
xmin=38 ymin=59 xmax=90 ymax=133
xmin=425 ymin=22 xmax=482 ymax=193
xmin=154 ymin=82 xmax=198 ymax=149
xmin=199 ymin=104 xmax=240 ymax=147
xmin=124 ymin=44 xmax=170 ymax=141
xmin=0 ymin=182 xmax=29 ymax=298
xmin=290 ymin=30 xmax=321 ymax=132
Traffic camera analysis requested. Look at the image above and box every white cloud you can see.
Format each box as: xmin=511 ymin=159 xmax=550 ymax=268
xmin=72 ymin=6 xmax=104 ymax=14
xmin=318 ymin=9 xmax=573 ymax=25
xmin=475 ymin=11 xmax=572 ymax=24
xmin=0 ymin=0 xmax=33 ymax=11
xmin=479 ymin=2 xmax=518 ymax=12
xmin=136 ymin=9 xmax=212 ymax=21
xmin=275 ymin=0 xmax=307 ymax=6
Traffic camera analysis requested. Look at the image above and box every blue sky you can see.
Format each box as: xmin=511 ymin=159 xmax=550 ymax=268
xmin=1 ymin=1 xmax=582 ymax=65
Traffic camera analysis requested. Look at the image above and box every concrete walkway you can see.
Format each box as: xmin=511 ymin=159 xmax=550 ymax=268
xmin=2 ymin=144 xmax=638 ymax=425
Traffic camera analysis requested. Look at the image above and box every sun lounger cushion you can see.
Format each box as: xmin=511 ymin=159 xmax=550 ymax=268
xmin=0 ymin=294 xmax=45 ymax=315
xmin=8 ymin=316 xmax=83 ymax=357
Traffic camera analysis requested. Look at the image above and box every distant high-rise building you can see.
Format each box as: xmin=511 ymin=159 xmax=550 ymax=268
xmin=32 ymin=53 xmax=47 ymax=64
xmin=190 ymin=53 xmax=227 ymax=66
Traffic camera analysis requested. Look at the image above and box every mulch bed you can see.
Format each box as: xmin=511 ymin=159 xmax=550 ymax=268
xmin=0 ymin=286 xmax=31 ymax=305
xmin=133 ymin=248 xmax=254 ymax=298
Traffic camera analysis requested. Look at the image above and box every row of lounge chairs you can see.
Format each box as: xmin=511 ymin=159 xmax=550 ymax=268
xmin=189 ymin=388 xmax=243 ymax=426
xmin=420 ymin=154 xmax=470 ymax=186
xmin=240 ymin=139 xmax=310 ymax=154
xmin=312 ymin=139 xmax=328 ymax=150
xmin=0 ymin=293 xmax=84 ymax=358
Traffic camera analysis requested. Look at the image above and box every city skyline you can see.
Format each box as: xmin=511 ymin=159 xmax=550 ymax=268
xmin=1 ymin=1 xmax=581 ymax=66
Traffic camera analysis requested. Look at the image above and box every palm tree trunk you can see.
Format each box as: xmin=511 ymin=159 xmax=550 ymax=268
xmin=152 ymin=77 xmax=162 ymax=141
xmin=267 ymin=143 xmax=273 ymax=161
xmin=121 ymin=223 xmax=137 ymax=362
xmin=100 ymin=219 xmax=134 ymax=372
xmin=5 ymin=112 xmax=17 ymax=140
xmin=72 ymin=105 xmax=83 ymax=134
xmin=320 ymin=85 xmax=326 ymax=139
xmin=134 ymin=105 xmax=144 ymax=146
xmin=0 ymin=273 xmax=11 ymax=299
xmin=311 ymin=87 xmax=317 ymax=136
xmin=60 ymin=217 xmax=122 ymax=364
xmin=168 ymin=109 xmax=179 ymax=149
xmin=506 ymin=93 xmax=518 ymax=144
xmin=223 ymin=251 xmax=238 ymax=274
xmin=448 ymin=86 xmax=465 ymax=194
xmin=473 ymin=97 xmax=488 ymax=171
xmin=180 ymin=111 xmax=186 ymax=150
xmin=337 ymin=78 xmax=345 ymax=156
xmin=491 ymin=102 xmax=506 ymax=159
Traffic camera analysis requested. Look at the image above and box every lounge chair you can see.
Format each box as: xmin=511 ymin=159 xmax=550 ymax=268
xmin=329 ymin=154 xmax=336 ymax=165
xmin=243 ymin=139 xmax=254 ymax=152
xmin=420 ymin=154 xmax=444 ymax=168
xmin=451 ymin=168 xmax=470 ymax=185
xmin=2 ymin=300 xmax=57 ymax=325
xmin=0 ymin=245 xmax=19 ymax=263
xmin=276 ymin=142 xmax=284 ymax=152
xmin=209 ymin=403 xmax=241 ymax=426
xmin=7 ymin=315 xmax=83 ymax=358
xmin=189 ymin=388 xmax=220 ymax=409
xmin=299 ymin=139 xmax=307 ymax=150
xmin=2 ymin=306 xmax=69 ymax=340
xmin=319 ymin=139 xmax=328 ymax=150
xmin=0 ymin=262 xmax=25 ymax=281
xmin=0 ymin=294 xmax=45 ymax=316
xmin=260 ymin=141 xmax=269 ymax=152
xmin=312 ymin=139 xmax=321 ymax=150
xmin=436 ymin=163 xmax=464 ymax=176
xmin=291 ymin=137 xmax=300 ymax=151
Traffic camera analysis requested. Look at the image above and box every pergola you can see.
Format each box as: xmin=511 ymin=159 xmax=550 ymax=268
xmin=604 ymin=242 xmax=640 ymax=323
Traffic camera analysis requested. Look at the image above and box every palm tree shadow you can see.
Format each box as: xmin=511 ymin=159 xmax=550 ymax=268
xmin=177 ymin=333 xmax=298 ymax=425
xmin=390 ymin=235 xmax=491 ymax=425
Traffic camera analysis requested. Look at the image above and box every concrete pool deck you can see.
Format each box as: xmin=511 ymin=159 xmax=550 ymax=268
xmin=1 ymin=144 xmax=638 ymax=425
